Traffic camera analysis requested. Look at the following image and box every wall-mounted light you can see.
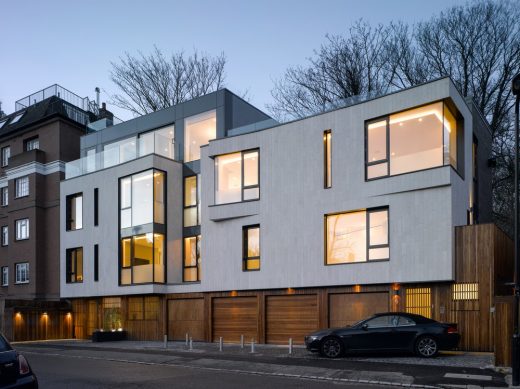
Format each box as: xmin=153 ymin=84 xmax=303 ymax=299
xmin=15 ymin=312 xmax=22 ymax=319
xmin=230 ymin=290 xmax=238 ymax=297
xmin=287 ymin=288 xmax=295 ymax=295
xmin=353 ymin=285 xmax=361 ymax=293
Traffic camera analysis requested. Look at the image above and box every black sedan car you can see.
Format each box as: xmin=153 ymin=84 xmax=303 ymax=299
xmin=305 ymin=312 xmax=460 ymax=358
xmin=0 ymin=334 xmax=38 ymax=388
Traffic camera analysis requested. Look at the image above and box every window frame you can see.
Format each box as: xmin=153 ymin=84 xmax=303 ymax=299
xmin=184 ymin=110 xmax=216 ymax=163
xmin=15 ymin=176 xmax=29 ymax=198
xmin=183 ymin=235 xmax=201 ymax=282
xmin=1 ymin=146 xmax=10 ymax=167
xmin=0 ymin=187 xmax=7 ymax=207
xmin=214 ymin=148 xmax=260 ymax=205
xmin=65 ymin=247 xmax=84 ymax=284
xmin=24 ymin=136 xmax=39 ymax=151
xmin=324 ymin=130 xmax=332 ymax=188
xmin=1 ymin=266 xmax=8 ymax=286
xmin=183 ymin=175 xmax=200 ymax=227
xmin=1 ymin=225 xmax=7 ymax=246
xmin=14 ymin=262 xmax=29 ymax=284
xmin=243 ymin=224 xmax=260 ymax=272
xmin=15 ymin=218 xmax=29 ymax=241
xmin=324 ymin=206 xmax=390 ymax=266
xmin=66 ymin=192 xmax=83 ymax=231
xmin=94 ymin=244 xmax=99 ymax=282
xmin=94 ymin=188 xmax=99 ymax=226
xmin=364 ymin=100 xmax=462 ymax=181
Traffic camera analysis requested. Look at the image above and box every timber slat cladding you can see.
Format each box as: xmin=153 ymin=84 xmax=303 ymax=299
xmin=495 ymin=297 xmax=513 ymax=367
xmin=329 ymin=292 xmax=389 ymax=328
xmin=212 ymin=297 xmax=258 ymax=342
xmin=168 ymin=298 xmax=205 ymax=341
xmin=266 ymin=295 xmax=318 ymax=344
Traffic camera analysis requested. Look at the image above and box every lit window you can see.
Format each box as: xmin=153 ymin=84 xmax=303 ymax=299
xmin=366 ymin=102 xmax=461 ymax=179
xmin=1 ymin=226 xmax=7 ymax=246
xmin=15 ymin=219 xmax=29 ymax=240
xmin=1 ymin=267 xmax=8 ymax=286
xmin=326 ymin=208 xmax=389 ymax=264
xmin=15 ymin=263 xmax=29 ymax=284
xmin=1 ymin=187 xmax=7 ymax=206
xmin=183 ymin=235 xmax=201 ymax=282
xmin=405 ymin=288 xmax=431 ymax=318
xmin=120 ymin=233 xmax=165 ymax=285
xmin=9 ymin=112 xmax=25 ymax=125
xmin=15 ymin=176 xmax=29 ymax=198
xmin=215 ymin=149 xmax=259 ymax=204
xmin=243 ymin=225 xmax=260 ymax=271
xmin=184 ymin=176 xmax=200 ymax=227
xmin=24 ymin=137 xmax=39 ymax=151
xmin=452 ymin=283 xmax=479 ymax=301
xmin=324 ymin=130 xmax=332 ymax=188
xmin=66 ymin=193 xmax=83 ymax=231
xmin=103 ymin=137 xmax=137 ymax=168
xmin=184 ymin=110 xmax=216 ymax=162
xmin=66 ymin=247 xmax=83 ymax=283
xmin=1 ymin=147 xmax=10 ymax=167
xmin=138 ymin=125 xmax=175 ymax=159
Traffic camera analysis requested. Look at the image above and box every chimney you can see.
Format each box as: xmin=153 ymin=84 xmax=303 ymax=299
xmin=97 ymin=102 xmax=114 ymax=122
xmin=95 ymin=87 xmax=100 ymax=107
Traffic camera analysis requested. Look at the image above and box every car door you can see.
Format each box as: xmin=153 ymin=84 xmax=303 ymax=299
xmin=393 ymin=315 xmax=418 ymax=350
xmin=343 ymin=315 xmax=399 ymax=351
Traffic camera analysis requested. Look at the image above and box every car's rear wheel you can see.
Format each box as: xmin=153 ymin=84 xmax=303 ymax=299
xmin=319 ymin=337 xmax=344 ymax=358
xmin=415 ymin=336 xmax=438 ymax=358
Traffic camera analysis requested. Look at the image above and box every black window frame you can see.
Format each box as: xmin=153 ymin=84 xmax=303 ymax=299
xmin=183 ymin=235 xmax=201 ymax=282
xmin=66 ymin=192 xmax=83 ymax=231
xmin=183 ymin=175 xmax=199 ymax=227
xmin=243 ymin=224 xmax=260 ymax=271
xmin=324 ymin=130 xmax=332 ymax=188
xmin=119 ymin=233 xmax=165 ymax=285
xmin=15 ymin=176 xmax=29 ymax=198
xmin=66 ymin=247 xmax=83 ymax=284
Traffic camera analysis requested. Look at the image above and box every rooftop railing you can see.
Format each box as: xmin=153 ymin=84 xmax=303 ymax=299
xmin=65 ymin=133 xmax=178 ymax=179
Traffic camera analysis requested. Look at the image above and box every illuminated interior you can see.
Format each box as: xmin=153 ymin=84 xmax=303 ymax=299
xmin=184 ymin=110 xmax=216 ymax=162
xmin=215 ymin=150 xmax=259 ymax=204
xmin=120 ymin=233 xmax=164 ymax=285
xmin=244 ymin=226 xmax=260 ymax=270
xmin=183 ymin=235 xmax=201 ymax=282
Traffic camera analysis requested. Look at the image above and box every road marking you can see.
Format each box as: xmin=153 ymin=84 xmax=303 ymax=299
xmin=444 ymin=373 xmax=492 ymax=381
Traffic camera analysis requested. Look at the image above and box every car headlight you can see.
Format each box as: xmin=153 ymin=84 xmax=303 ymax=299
xmin=306 ymin=335 xmax=319 ymax=342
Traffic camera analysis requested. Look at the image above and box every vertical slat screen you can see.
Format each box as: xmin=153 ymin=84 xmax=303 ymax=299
xmin=405 ymin=287 xmax=432 ymax=318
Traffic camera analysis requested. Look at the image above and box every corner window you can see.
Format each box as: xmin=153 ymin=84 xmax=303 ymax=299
xmin=184 ymin=175 xmax=200 ymax=227
xmin=1 ymin=187 xmax=7 ymax=206
xmin=366 ymin=102 xmax=461 ymax=180
xmin=66 ymin=247 xmax=83 ymax=283
xmin=24 ymin=137 xmax=39 ymax=151
xmin=103 ymin=137 xmax=137 ymax=168
xmin=15 ymin=263 xmax=29 ymax=284
xmin=324 ymin=130 xmax=332 ymax=188
xmin=215 ymin=149 xmax=259 ymax=204
xmin=15 ymin=219 xmax=29 ymax=241
xmin=243 ymin=225 xmax=260 ymax=271
xmin=66 ymin=193 xmax=83 ymax=231
xmin=1 ymin=147 xmax=10 ymax=167
xmin=184 ymin=110 xmax=216 ymax=163
xmin=183 ymin=235 xmax=201 ymax=282
xmin=120 ymin=233 xmax=165 ymax=285
xmin=15 ymin=176 xmax=29 ymax=198
xmin=1 ymin=267 xmax=7 ymax=286
xmin=325 ymin=207 xmax=389 ymax=265
xmin=1 ymin=226 xmax=7 ymax=246
xmin=138 ymin=125 xmax=175 ymax=159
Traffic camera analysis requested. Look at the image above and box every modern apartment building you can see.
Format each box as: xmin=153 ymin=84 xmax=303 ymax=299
xmin=60 ymin=78 xmax=512 ymax=356
xmin=0 ymin=85 xmax=115 ymax=340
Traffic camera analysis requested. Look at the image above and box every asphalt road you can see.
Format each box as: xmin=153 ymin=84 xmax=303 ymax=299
xmin=26 ymin=351 xmax=379 ymax=389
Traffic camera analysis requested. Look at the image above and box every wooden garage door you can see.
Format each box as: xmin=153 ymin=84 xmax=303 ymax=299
xmin=266 ymin=295 xmax=318 ymax=345
xmin=168 ymin=298 xmax=205 ymax=341
xmin=329 ymin=292 xmax=389 ymax=327
xmin=212 ymin=297 xmax=258 ymax=342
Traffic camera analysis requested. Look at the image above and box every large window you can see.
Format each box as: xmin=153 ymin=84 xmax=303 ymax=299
xmin=120 ymin=233 xmax=165 ymax=285
xmin=215 ymin=149 xmax=259 ymax=204
xmin=1 ymin=187 xmax=7 ymax=206
xmin=120 ymin=170 xmax=165 ymax=229
xmin=66 ymin=247 xmax=83 ymax=283
xmin=24 ymin=136 xmax=39 ymax=151
xmin=66 ymin=193 xmax=83 ymax=231
xmin=139 ymin=125 xmax=175 ymax=158
xmin=1 ymin=147 xmax=9 ymax=167
xmin=184 ymin=175 xmax=200 ymax=227
xmin=184 ymin=110 xmax=216 ymax=162
xmin=15 ymin=176 xmax=29 ymax=198
xmin=324 ymin=130 xmax=332 ymax=188
xmin=15 ymin=263 xmax=29 ymax=284
xmin=243 ymin=225 xmax=260 ymax=271
xmin=366 ymin=102 xmax=461 ymax=179
xmin=103 ymin=137 xmax=137 ymax=168
xmin=183 ymin=235 xmax=201 ymax=282
xmin=326 ymin=208 xmax=389 ymax=265
xmin=1 ymin=226 xmax=7 ymax=246
xmin=15 ymin=219 xmax=29 ymax=241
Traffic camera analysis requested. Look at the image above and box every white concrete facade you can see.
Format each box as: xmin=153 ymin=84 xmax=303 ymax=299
xmin=60 ymin=78 xmax=474 ymax=298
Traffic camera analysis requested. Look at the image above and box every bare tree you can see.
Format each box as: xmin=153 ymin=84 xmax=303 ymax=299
xmin=110 ymin=47 xmax=226 ymax=116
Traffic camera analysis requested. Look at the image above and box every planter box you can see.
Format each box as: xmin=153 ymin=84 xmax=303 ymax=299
xmin=91 ymin=330 xmax=127 ymax=342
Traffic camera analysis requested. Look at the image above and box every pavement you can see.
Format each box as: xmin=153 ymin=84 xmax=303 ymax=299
xmin=12 ymin=339 xmax=511 ymax=388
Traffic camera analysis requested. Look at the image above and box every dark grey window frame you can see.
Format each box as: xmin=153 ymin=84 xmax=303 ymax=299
xmin=183 ymin=175 xmax=199 ymax=227
xmin=66 ymin=247 xmax=83 ymax=284
xmin=66 ymin=192 xmax=83 ymax=231
xmin=94 ymin=244 xmax=99 ymax=282
xmin=324 ymin=130 xmax=332 ymax=188
xmin=243 ymin=224 xmax=260 ymax=272
xmin=94 ymin=188 xmax=99 ymax=226
xmin=183 ymin=235 xmax=201 ymax=282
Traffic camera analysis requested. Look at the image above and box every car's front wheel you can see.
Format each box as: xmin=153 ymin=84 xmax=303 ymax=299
xmin=415 ymin=336 xmax=438 ymax=358
xmin=319 ymin=337 xmax=344 ymax=358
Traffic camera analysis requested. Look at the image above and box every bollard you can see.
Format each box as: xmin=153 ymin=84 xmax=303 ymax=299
xmin=189 ymin=337 xmax=193 ymax=350
xmin=163 ymin=334 xmax=168 ymax=349
xmin=240 ymin=334 xmax=244 ymax=349
xmin=219 ymin=336 xmax=223 ymax=352
xmin=185 ymin=333 xmax=189 ymax=347
xmin=289 ymin=338 xmax=293 ymax=355
xmin=250 ymin=338 xmax=255 ymax=353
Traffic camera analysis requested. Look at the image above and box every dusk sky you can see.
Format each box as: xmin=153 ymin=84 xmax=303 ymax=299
xmin=0 ymin=0 xmax=467 ymax=121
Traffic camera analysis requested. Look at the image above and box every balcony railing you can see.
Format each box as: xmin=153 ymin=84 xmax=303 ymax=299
xmin=65 ymin=134 xmax=178 ymax=179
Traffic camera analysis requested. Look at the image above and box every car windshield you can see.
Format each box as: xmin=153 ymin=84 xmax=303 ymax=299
xmin=349 ymin=319 xmax=366 ymax=327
